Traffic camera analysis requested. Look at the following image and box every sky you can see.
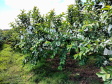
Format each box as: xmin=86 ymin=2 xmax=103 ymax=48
xmin=0 ymin=0 xmax=86 ymax=30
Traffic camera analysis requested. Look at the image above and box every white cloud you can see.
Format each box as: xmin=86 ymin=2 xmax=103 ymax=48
xmin=5 ymin=0 xmax=74 ymax=14
xmin=5 ymin=0 xmax=36 ymax=10
xmin=0 ymin=0 xmax=74 ymax=29
xmin=0 ymin=10 xmax=20 ymax=29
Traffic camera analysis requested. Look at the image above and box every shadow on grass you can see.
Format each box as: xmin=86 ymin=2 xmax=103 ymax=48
xmin=28 ymin=58 xmax=103 ymax=84
xmin=29 ymin=60 xmax=78 ymax=84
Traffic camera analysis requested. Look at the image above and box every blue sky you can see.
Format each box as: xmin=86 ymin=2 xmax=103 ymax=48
xmin=0 ymin=0 xmax=7 ymax=12
xmin=0 ymin=0 xmax=13 ymax=13
xmin=0 ymin=0 xmax=86 ymax=29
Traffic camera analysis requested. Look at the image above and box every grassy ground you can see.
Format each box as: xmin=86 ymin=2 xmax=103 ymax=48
xmin=0 ymin=44 xmax=35 ymax=84
xmin=0 ymin=44 xmax=103 ymax=84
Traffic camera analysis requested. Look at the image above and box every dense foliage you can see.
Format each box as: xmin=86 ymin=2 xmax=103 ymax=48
xmin=10 ymin=0 xmax=112 ymax=83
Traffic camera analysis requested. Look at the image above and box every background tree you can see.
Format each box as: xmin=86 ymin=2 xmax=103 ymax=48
xmin=0 ymin=29 xmax=4 ymax=49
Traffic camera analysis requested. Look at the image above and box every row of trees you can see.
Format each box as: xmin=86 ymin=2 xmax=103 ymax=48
xmin=0 ymin=28 xmax=20 ymax=50
xmin=9 ymin=0 xmax=112 ymax=83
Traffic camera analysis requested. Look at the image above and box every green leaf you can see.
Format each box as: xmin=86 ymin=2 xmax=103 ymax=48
xmin=109 ymin=58 xmax=112 ymax=61
xmin=82 ymin=24 xmax=93 ymax=30
xmin=76 ymin=47 xmax=79 ymax=53
xmin=58 ymin=66 xmax=62 ymax=70
xmin=67 ymin=45 xmax=72 ymax=50
xmin=79 ymin=29 xmax=83 ymax=32
xmin=57 ymin=41 xmax=60 ymax=46
xmin=105 ymin=5 xmax=110 ymax=8
xmin=45 ymin=41 xmax=50 ymax=44
xmin=106 ymin=66 xmax=112 ymax=71
xmin=101 ymin=12 xmax=108 ymax=21
xmin=105 ymin=73 xmax=110 ymax=80
xmin=95 ymin=40 xmax=98 ymax=45
xmin=101 ymin=67 xmax=107 ymax=73
xmin=96 ymin=72 xmax=105 ymax=77
xmin=87 ymin=44 xmax=91 ymax=49
xmin=79 ymin=52 xmax=83 ymax=60
xmin=74 ymin=54 xmax=78 ymax=59
xmin=101 ymin=8 xmax=109 ymax=10
xmin=96 ymin=72 xmax=106 ymax=81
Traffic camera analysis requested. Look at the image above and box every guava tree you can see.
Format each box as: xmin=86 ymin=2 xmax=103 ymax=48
xmin=10 ymin=0 xmax=112 ymax=82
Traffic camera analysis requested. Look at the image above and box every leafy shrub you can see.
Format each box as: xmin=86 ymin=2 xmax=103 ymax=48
xmin=96 ymin=66 xmax=112 ymax=84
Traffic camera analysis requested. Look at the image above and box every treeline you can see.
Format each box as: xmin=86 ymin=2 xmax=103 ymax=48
xmin=0 ymin=29 xmax=20 ymax=49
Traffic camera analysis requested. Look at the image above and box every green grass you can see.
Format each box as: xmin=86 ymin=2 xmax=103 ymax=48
xmin=0 ymin=44 xmax=35 ymax=84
